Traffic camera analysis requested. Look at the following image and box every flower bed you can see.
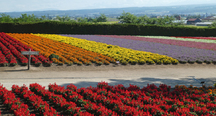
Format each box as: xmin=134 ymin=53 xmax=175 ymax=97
xmin=0 ymin=51 xmax=8 ymax=67
xmin=0 ymin=32 xmax=52 ymax=66
xmin=2 ymin=33 xmax=216 ymax=66
xmin=0 ymin=84 xmax=34 ymax=116
xmin=7 ymin=33 xmax=116 ymax=66
xmin=95 ymin=35 xmax=216 ymax=64
xmin=0 ymin=82 xmax=215 ymax=116
xmin=137 ymin=36 xmax=216 ymax=43
xmin=12 ymin=85 xmax=60 ymax=116
xmin=171 ymin=36 xmax=216 ymax=40
xmin=36 ymin=34 xmax=179 ymax=65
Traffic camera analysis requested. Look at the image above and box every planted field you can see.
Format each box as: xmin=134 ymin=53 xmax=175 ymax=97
xmin=0 ymin=82 xmax=215 ymax=116
xmin=1 ymin=32 xmax=216 ymax=66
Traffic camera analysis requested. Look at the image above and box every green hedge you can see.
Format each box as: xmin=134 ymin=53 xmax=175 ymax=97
xmin=0 ymin=21 xmax=216 ymax=36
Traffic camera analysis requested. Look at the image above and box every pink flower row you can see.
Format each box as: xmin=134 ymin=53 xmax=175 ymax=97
xmin=98 ymin=35 xmax=216 ymax=51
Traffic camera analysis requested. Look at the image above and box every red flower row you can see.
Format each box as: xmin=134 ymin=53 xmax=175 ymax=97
xmin=0 ymin=42 xmax=17 ymax=66
xmin=0 ymin=32 xmax=52 ymax=66
xmin=12 ymin=85 xmax=59 ymax=116
xmin=49 ymin=83 xmax=118 ymax=116
xmin=1 ymin=82 xmax=215 ymax=116
xmin=73 ymin=84 xmax=151 ymax=116
xmin=95 ymin=82 xmax=215 ymax=116
xmin=29 ymin=83 xmax=93 ymax=116
xmin=0 ymin=84 xmax=34 ymax=116
xmin=0 ymin=51 xmax=8 ymax=66
xmin=0 ymin=35 xmax=28 ymax=66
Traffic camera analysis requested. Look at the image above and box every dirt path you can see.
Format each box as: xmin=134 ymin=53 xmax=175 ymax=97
xmin=0 ymin=63 xmax=216 ymax=90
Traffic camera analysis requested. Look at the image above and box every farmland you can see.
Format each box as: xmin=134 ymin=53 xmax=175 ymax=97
xmin=0 ymin=32 xmax=216 ymax=116
xmin=1 ymin=32 xmax=216 ymax=66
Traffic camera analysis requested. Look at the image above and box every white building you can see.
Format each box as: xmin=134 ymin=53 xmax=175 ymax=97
xmin=195 ymin=22 xmax=213 ymax=26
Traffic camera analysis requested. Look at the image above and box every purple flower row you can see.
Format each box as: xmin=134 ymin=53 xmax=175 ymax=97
xmin=59 ymin=34 xmax=216 ymax=63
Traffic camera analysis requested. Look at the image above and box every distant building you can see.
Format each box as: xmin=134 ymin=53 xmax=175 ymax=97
xmin=172 ymin=20 xmax=187 ymax=24
xmin=202 ymin=16 xmax=216 ymax=22
xmin=187 ymin=18 xmax=202 ymax=25
xmin=195 ymin=22 xmax=213 ymax=26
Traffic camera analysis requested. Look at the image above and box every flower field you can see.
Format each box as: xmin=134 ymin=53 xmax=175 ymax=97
xmin=1 ymin=32 xmax=216 ymax=66
xmin=0 ymin=82 xmax=215 ymax=116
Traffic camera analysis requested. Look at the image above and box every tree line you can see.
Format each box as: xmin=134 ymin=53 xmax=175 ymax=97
xmin=1 ymin=12 xmax=216 ymax=27
xmin=0 ymin=12 xmax=182 ymax=26
xmin=0 ymin=13 xmax=107 ymax=23
xmin=117 ymin=11 xmax=184 ymax=26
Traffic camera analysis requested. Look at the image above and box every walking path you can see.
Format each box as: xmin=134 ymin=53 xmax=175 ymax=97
xmin=0 ymin=64 xmax=216 ymax=90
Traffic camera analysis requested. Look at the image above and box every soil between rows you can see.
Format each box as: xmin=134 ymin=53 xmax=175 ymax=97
xmin=0 ymin=62 xmax=216 ymax=72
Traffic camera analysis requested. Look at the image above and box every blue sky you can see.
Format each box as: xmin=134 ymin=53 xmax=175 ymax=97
xmin=1 ymin=0 xmax=216 ymax=12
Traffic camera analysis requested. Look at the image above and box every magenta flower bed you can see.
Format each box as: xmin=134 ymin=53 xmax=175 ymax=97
xmin=98 ymin=35 xmax=216 ymax=51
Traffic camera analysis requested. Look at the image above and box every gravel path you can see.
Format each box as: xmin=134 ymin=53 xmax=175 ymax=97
xmin=0 ymin=63 xmax=216 ymax=90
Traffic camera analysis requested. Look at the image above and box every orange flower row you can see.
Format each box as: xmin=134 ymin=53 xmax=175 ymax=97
xmin=175 ymin=85 xmax=216 ymax=95
xmin=6 ymin=33 xmax=116 ymax=65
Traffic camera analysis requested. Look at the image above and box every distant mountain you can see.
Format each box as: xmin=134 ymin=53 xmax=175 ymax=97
xmin=1 ymin=4 xmax=216 ymax=18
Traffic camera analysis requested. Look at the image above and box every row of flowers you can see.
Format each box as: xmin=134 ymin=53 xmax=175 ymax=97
xmin=54 ymin=82 xmax=216 ymax=116
xmin=0 ymin=84 xmax=34 ymax=116
xmin=97 ymin=35 xmax=216 ymax=64
xmin=0 ymin=33 xmax=28 ymax=66
xmin=0 ymin=39 xmax=18 ymax=66
xmin=136 ymin=35 xmax=216 ymax=51
xmin=29 ymin=83 xmax=93 ymax=116
xmin=30 ymin=83 xmax=117 ymax=116
xmin=0 ymin=83 xmax=215 ymax=116
xmin=0 ymin=32 xmax=52 ymax=67
xmin=48 ymin=83 xmax=119 ymax=116
xmin=89 ymin=83 xmax=215 ymax=116
xmin=48 ymin=82 xmax=215 ymax=116
xmin=6 ymin=33 xmax=116 ymax=66
xmin=138 ymin=36 xmax=216 ymax=43
xmin=35 ymin=34 xmax=179 ymax=65
xmin=12 ymin=85 xmax=60 ymax=116
xmin=171 ymin=36 xmax=216 ymax=40
xmin=0 ymin=51 xmax=8 ymax=66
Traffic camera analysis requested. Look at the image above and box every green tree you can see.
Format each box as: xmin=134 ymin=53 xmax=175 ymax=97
xmin=40 ymin=15 xmax=48 ymax=21
xmin=13 ymin=14 xmax=40 ymax=23
xmin=137 ymin=15 xmax=149 ymax=24
xmin=117 ymin=11 xmax=138 ymax=24
xmin=0 ymin=14 xmax=13 ymax=23
xmin=77 ymin=17 xmax=88 ymax=23
xmin=61 ymin=16 xmax=71 ymax=22
xmin=96 ymin=14 xmax=107 ymax=22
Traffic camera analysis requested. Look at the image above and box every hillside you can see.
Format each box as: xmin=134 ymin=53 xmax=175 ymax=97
xmin=1 ymin=4 xmax=216 ymax=18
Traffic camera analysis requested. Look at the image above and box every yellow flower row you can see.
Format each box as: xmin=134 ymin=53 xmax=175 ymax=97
xmin=34 ymin=34 xmax=179 ymax=65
